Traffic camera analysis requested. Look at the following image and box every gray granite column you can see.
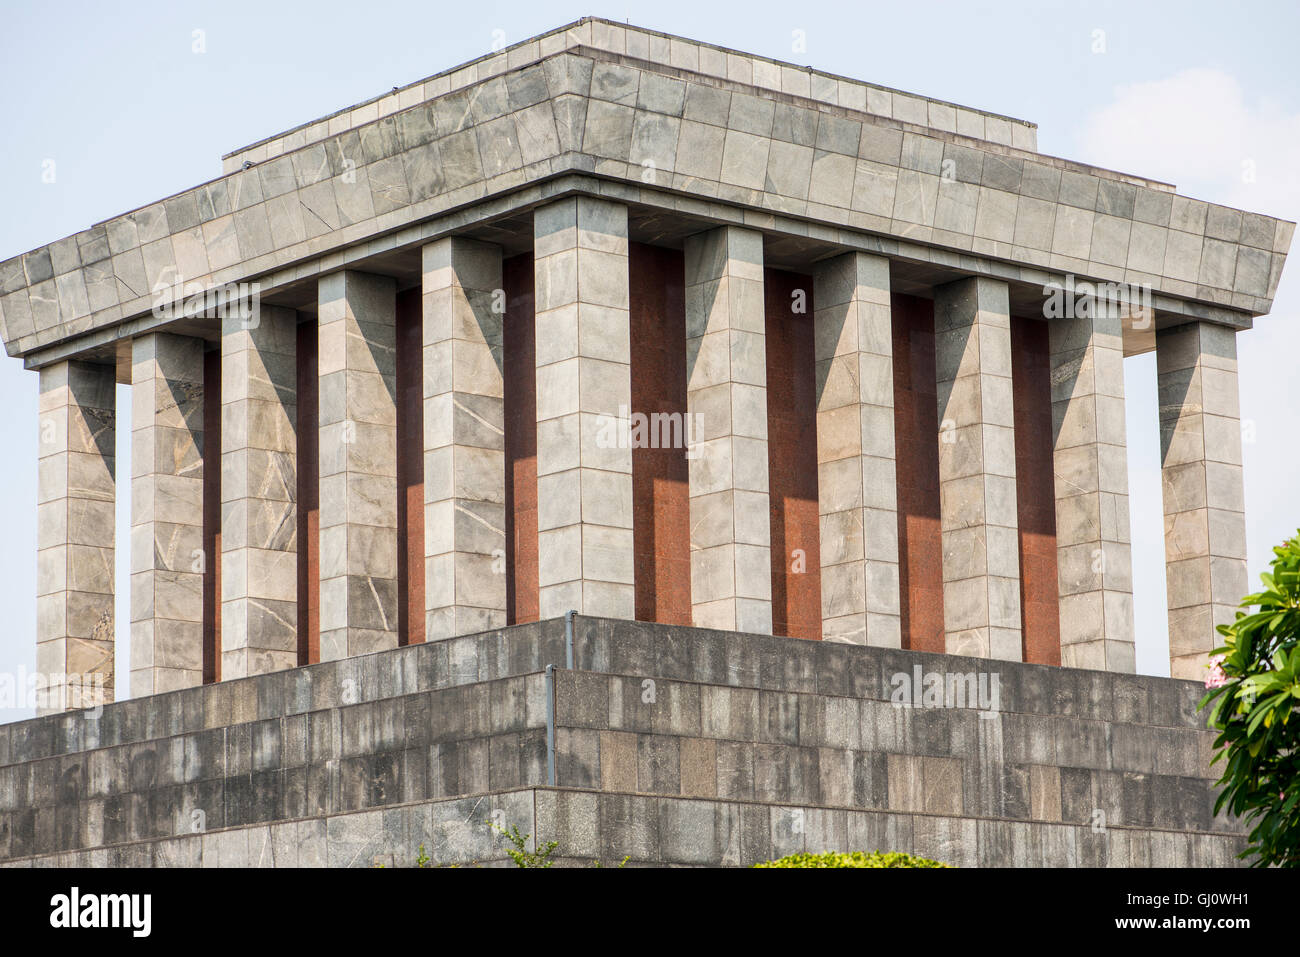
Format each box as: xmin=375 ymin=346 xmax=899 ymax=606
xmin=36 ymin=360 xmax=116 ymax=712
xmin=130 ymin=332 xmax=205 ymax=695
xmin=318 ymin=270 xmax=398 ymax=659
xmin=1049 ymin=302 xmax=1136 ymax=672
xmin=1157 ymin=321 xmax=1247 ymax=680
xmin=813 ymin=251 xmax=900 ymax=646
xmin=422 ymin=237 xmax=506 ymax=638
xmin=933 ymin=276 xmax=1022 ymax=660
xmin=221 ymin=304 xmax=298 ymax=678
xmin=533 ymin=197 xmax=635 ymax=619
xmin=684 ymin=225 xmax=772 ymax=634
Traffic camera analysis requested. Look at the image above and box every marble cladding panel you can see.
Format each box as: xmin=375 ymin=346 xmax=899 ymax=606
xmin=813 ymin=251 xmax=900 ymax=648
xmin=533 ymin=197 xmax=635 ymax=619
xmin=130 ymin=332 xmax=206 ymax=696
xmin=221 ymin=303 xmax=299 ymax=678
xmin=220 ymin=19 xmax=1036 ymax=174
xmin=1156 ymin=321 xmax=1246 ymax=680
xmin=933 ymin=277 xmax=1022 ymax=662
xmin=317 ymin=272 xmax=399 ymax=661
xmin=684 ymin=225 xmax=772 ymax=634
xmin=422 ymin=237 xmax=507 ymax=639
xmin=1049 ymin=303 xmax=1136 ymax=674
xmin=36 ymin=360 xmax=117 ymax=713
xmin=2 ymin=39 xmax=1286 ymax=362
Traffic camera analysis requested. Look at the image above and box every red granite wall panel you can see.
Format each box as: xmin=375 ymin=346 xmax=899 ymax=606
xmin=765 ymin=268 xmax=821 ymax=640
xmin=504 ymin=254 xmax=538 ymax=624
xmin=202 ymin=348 xmax=221 ymax=683
xmin=891 ymin=293 xmax=945 ymax=653
xmin=296 ymin=318 xmax=320 ymax=665
xmin=629 ymin=242 xmax=692 ymax=625
xmin=396 ymin=287 xmax=425 ymax=645
xmin=1011 ymin=313 xmax=1061 ymax=666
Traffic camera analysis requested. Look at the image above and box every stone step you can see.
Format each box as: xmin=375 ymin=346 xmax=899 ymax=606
xmin=0 ymin=785 xmax=1244 ymax=869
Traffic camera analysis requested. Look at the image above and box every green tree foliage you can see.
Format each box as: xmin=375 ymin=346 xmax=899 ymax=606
xmin=1200 ymin=532 xmax=1300 ymax=867
xmin=753 ymin=851 xmax=950 ymax=868
xmin=489 ymin=821 xmax=558 ymax=868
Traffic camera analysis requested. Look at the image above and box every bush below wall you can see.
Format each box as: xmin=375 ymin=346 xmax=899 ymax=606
xmin=753 ymin=851 xmax=951 ymax=868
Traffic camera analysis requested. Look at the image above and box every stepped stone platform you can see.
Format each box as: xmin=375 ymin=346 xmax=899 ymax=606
xmin=0 ymin=617 xmax=1242 ymax=867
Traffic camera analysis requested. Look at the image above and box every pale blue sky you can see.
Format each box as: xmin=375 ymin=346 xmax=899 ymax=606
xmin=1 ymin=0 xmax=1297 ymax=719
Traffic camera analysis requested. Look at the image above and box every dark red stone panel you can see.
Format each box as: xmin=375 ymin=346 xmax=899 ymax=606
xmin=396 ymin=287 xmax=425 ymax=645
xmin=296 ymin=318 xmax=320 ymax=665
xmin=629 ymin=242 xmax=692 ymax=625
xmin=504 ymin=253 xmax=539 ymax=625
xmin=891 ymin=293 xmax=946 ymax=653
xmin=765 ymin=268 xmax=821 ymax=640
xmin=202 ymin=348 xmax=221 ymax=684
xmin=1011 ymin=313 xmax=1061 ymax=666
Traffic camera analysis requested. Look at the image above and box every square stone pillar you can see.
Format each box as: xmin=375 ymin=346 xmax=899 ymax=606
xmin=933 ymin=276 xmax=1022 ymax=660
xmin=684 ymin=225 xmax=772 ymax=634
xmin=221 ymin=303 xmax=298 ymax=678
xmin=37 ymin=360 xmax=116 ymax=712
xmin=1049 ymin=302 xmax=1136 ymax=672
xmin=1157 ymin=321 xmax=1247 ymax=680
xmin=422 ymin=237 xmax=506 ymax=639
xmin=812 ymin=251 xmax=900 ymax=646
xmin=130 ymin=332 xmax=205 ymax=695
xmin=318 ymin=270 xmax=399 ymax=659
xmin=533 ymin=197 xmax=635 ymax=619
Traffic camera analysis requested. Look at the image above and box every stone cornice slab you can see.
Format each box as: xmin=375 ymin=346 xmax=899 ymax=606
xmin=1 ymin=30 xmax=1293 ymax=364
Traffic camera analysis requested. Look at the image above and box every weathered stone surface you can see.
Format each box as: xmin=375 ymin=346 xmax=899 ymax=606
xmin=36 ymin=360 xmax=116 ymax=713
xmin=422 ymin=238 xmax=506 ymax=639
xmin=318 ymin=271 xmax=398 ymax=659
xmin=0 ymin=616 xmax=1245 ymax=867
xmin=685 ymin=225 xmax=771 ymax=633
xmin=1157 ymin=321 xmax=1246 ymax=680
xmin=933 ymin=277 xmax=1022 ymax=661
xmin=131 ymin=332 xmax=206 ymax=695
xmin=1 ymin=22 xmax=1286 ymax=365
xmin=1049 ymin=302 xmax=1135 ymax=673
xmin=222 ymin=303 xmax=298 ymax=678
xmin=813 ymin=251 xmax=900 ymax=646
xmin=534 ymin=197 xmax=634 ymax=618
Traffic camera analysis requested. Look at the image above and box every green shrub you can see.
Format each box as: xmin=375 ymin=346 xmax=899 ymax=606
xmin=1199 ymin=531 xmax=1300 ymax=868
xmin=488 ymin=821 xmax=558 ymax=868
xmin=753 ymin=851 xmax=950 ymax=868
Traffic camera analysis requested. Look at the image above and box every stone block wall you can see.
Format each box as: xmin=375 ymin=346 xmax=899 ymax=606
xmin=0 ymin=617 xmax=1244 ymax=867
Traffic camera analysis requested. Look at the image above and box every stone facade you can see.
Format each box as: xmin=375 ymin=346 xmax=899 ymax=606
xmin=317 ymin=271 xmax=399 ymax=660
xmin=934 ymin=277 xmax=1023 ymax=661
xmin=1157 ymin=322 xmax=1248 ymax=681
xmin=130 ymin=332 xmax=206 ymax=696
xmin=1 ymin=18 xmax=1293 ymax=866
xmin=36 ymin=361 xmax=116 ymax=714
xmin=421 ymin=238 xmax=507 ymax=639
xmin=813 ymin=252 xmax=900 ymax=646
xmin=221 ymin=304 xmax=298 ymax=679
xmin=0 ymin=618 xmax=1247 ymax=867
xmin=534 ymin=197 xmax=635 ymax=620
xmin=686 ymin=226 xmax=772 ymax=634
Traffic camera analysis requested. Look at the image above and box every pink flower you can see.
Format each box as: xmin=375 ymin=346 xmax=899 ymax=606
xmin=1205 ymin=655 xmax=1229 ymax=689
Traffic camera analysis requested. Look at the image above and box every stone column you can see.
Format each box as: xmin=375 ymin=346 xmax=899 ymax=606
xmin=221 ymin=304 xmax=298 ymax=678
xmin=130 ymin=333 xmax=205 ymax=695
xmin=36 ymin=360 xmax=116 ymax=712
xmin=533 ymin=197 xmax=635 ymax=619
xmin=933 ymin=276 xmax=1022 ymax=660
xmin=317 ymin=270 xmax=399 ymax=659
xmin=684 ymin=225 xmax=772 ymax=634
xmin=1157 ymin=321 xmax=1247 ymax=680
xmin=422 ymin=237 xmax=506 ymax=639
xmin=1049 ymin=302 xmax=1136 ymax=672
xmin=812 ymin=251 xmax=900 ymax=646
